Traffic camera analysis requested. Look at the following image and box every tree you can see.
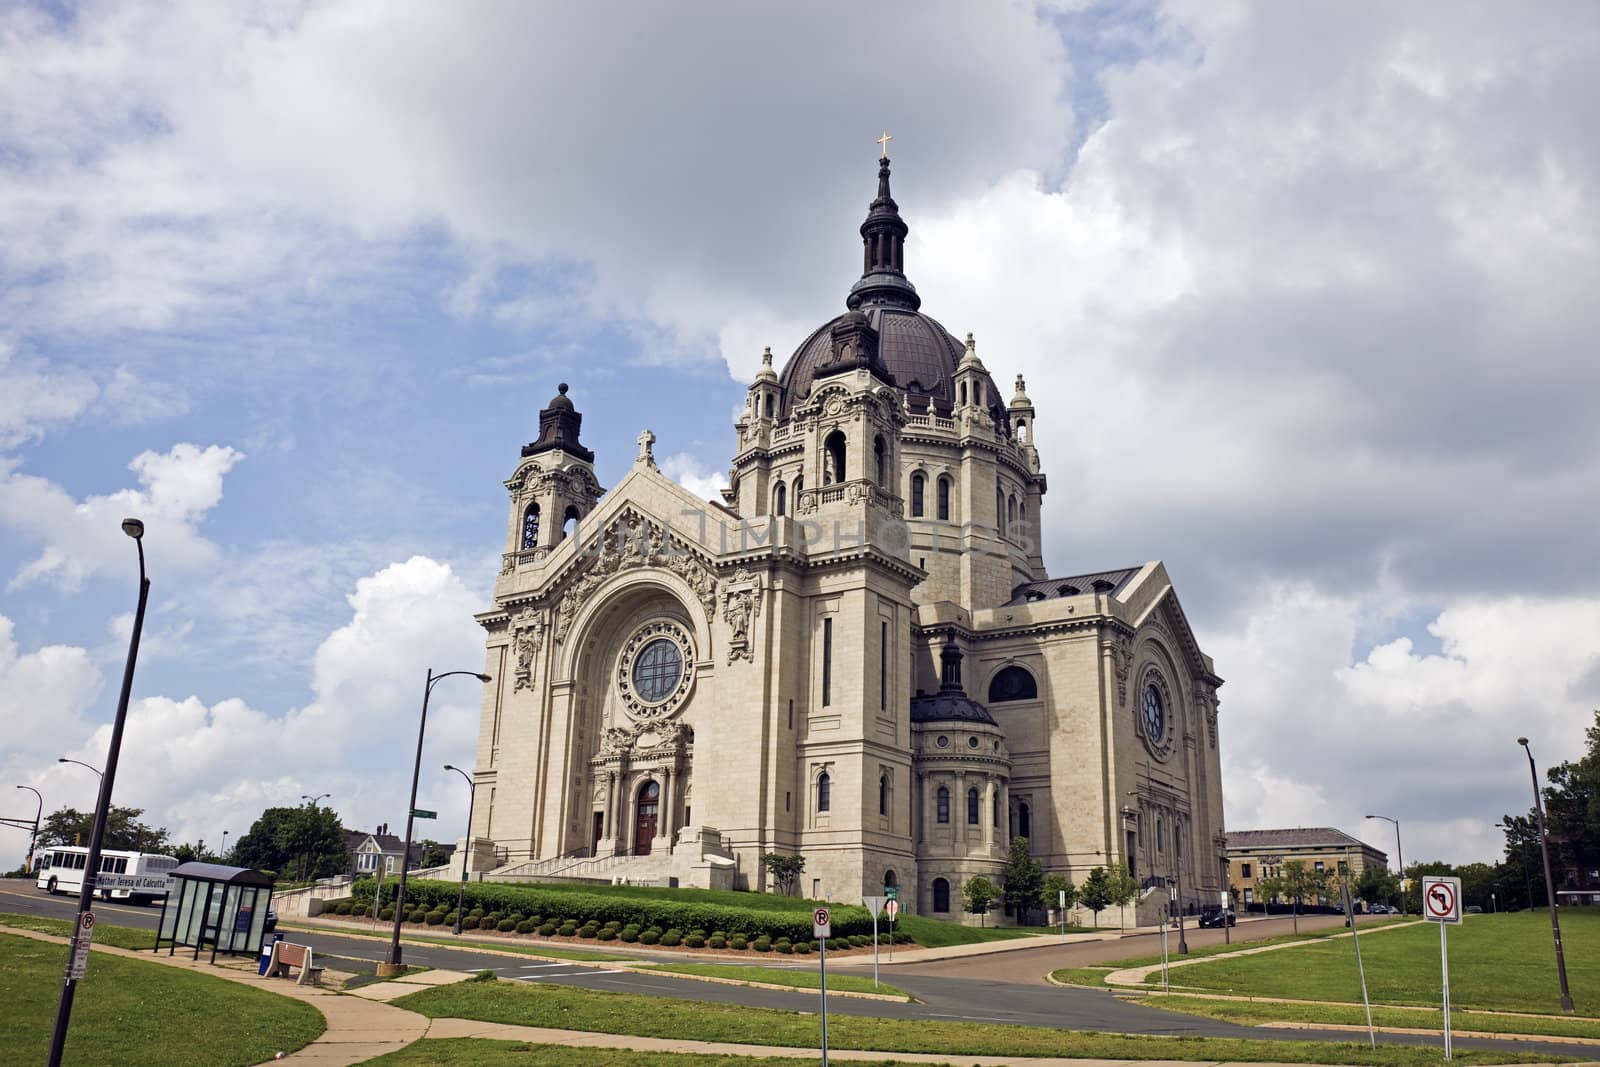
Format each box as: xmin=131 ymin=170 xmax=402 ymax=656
xmin=962 ymin=876 xmax=1000 ymax=924
xmin=1042 ymin=872 xmax=1077 ymax=921
xmin=762 ymin=852 xmax=806 ymax=896
xmin=233 ymin=802 xmax=348 ymax=880
xmin=1258 ymin=860 xmax=1330 ymax=932
xmin=1355 ymin=864 xmax=1400 ymax=909
xmin=39 ymin=806 xmax=168 ymax=853
xmin=1079 ymin=866 xmax=1114 ymax=926
xmin=1108 ymin=862 xmax=1139 ymax=931
xmin=418 ymin=840 xmax=452 ymax=868
xmin=1401 ymin=860 xmax=1453 ymax=915
xmin=1002 ymin=837 xmax=1045 ymax=924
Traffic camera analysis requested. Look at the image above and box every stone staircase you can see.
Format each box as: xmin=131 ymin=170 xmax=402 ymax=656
xmin=489 ymin=850 xmax=671 ymax=885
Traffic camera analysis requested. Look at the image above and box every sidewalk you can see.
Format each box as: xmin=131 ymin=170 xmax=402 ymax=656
xmin=6 ymin=925 xmax=436 ymax=1065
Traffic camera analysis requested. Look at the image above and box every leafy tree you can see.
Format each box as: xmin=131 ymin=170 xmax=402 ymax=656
xmin=1541 ymin=711 xmax=1600 ymax=887
xmin=1258 ymin=860 xmax=1329 ymax=932
xmin=1496 ymin=813 xmax=1546 ymax=909
xmin=1079 ymin=866 xmax=1114 ymax=925
xmin=418 ymin=840 xmax=452 ymax=868
xmin=1108 ymin=862 xmax=1139 ymax=931
xmin=1002 ymin=837 xmax=1045 ymax=923
xmin=1401 ymin=860 xmax=1453 ymax=915
xmin=1355 ymin=864 xmax=1400 ymax=909
xmin=962 ymin=876 xmax=1000 ymax=924
xmin=233 ymin=802 xmax=348 ymax=880
xmin=39 ymin=806 xmax=169 ymax=853
xmin=1042 ymin=872 xmax=1077 ymax=919
xmin=762 ymin=852 xmax=806 ymax=896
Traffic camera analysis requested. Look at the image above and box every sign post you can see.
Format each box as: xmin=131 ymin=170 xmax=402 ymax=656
xmin=1423 ymin=875 xmax=1463 ymax=1060
xmin=1340 ymin=856 xmax=1375 ymax=1047
xmin=1058 ymin=888 xmax=1067 ymax=936
xmin=863 ymin=896 xmax=884 ymax=989
xmin=884 ymin=897 xmax=900 ymax=961
xmin=813 ymin=906 xmax=831 ymax=1066
xmin=66 ymin=911 xmax=95 ymax=980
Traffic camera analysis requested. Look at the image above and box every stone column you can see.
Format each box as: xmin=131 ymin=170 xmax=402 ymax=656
xmin=982 ymin=778 xmax=995 ymax=851
xmin=998 ymin=780 xmax=1010 ymax=855
xmin=955 ymin=772 xmax=968 ymax=857
xmin=657 ymin=767 xmax=675 ymax=850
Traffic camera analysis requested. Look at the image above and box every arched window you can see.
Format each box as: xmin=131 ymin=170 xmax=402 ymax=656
xmin=996 ymin=489 xmax=1005 ymax=532
xmin=1007 ymin=495 xmax=1018 ymax=526
xmin=520 ymin=503 xmax=540 ymax=550
xmin=910 ymin=473 xmax=925 ymax=517
xmin=1015 ymin=418 xmax=1028 ymax=443
xmin=966 ymin=788 xmax=980 ymax=825
xmin=765 ymin=395 xmax=775 ymax=419
xmin=936 ymin=786 xmax=950 ymax=824
xmin=874 ymin=436 xmax=886 ymax=486
xmin=937 ymin=476 xmax=951 ymax=521
xmin=932 ymin=877 xmax=950 ymax=912
xmin=884 ymin=869 xmax=898 ymax=890
xmin=958 ymin=381 xmax=968 ymax=406
xmin=1018 ymin=802 xmax=1032 ymax=840
xmin=988 ymin=665 xmax=1038 ymax=703
xmin=561 ymin=505 xmax=580 ymax=539
xmin=818 ymin=772 xmax=831 ymax=813
xmin=1019 ymin=501 xmax=1027 ymax=523
xmin=793 ymin=475 xmax=803 ymax=507
xmin=879 ymin=773 xmax=889 ymax=816
xmin=774 ymin=482 xmax=787 ymax=516
xmin=823 ymin=430 xmax=847 ymax=486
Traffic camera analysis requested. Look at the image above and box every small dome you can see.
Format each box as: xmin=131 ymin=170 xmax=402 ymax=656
xmin=779 ymin=305 xmax=968 ymax=415
xmin=910 ymin=690 xmax=998 ymax=726
xmin=547 ymin=382 xmax=575 ymax=411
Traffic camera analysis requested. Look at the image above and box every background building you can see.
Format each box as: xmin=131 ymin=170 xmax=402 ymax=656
xmin=1226 ymin=827 xmax=1386 ymax=907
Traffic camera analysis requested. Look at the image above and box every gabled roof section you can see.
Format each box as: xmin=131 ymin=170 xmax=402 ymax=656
xmin=1005 ymin=567 xmax=1140 ymax=606
xmin=1226 ymin=827 xmax=1383 ymax=857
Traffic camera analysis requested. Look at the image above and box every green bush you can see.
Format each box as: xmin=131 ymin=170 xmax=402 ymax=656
xmin=526 ymin=914 xmax=543 ymax=927
xmin=332 ymin=901 xmax=351 ymax=915
xmin=596 ymin=927 xmax=618 ymax=940
xmin=684 ymin=932 xmax=705 ymax=948
xmin=830 ymin=937 xmax=847 ymax=951
xmin=497 ymin=918 xmax=517 ymax=932
xmin=515 ymin=919 xmax=536 ymax=934
xmin=707 ymin=933 xmax=726 ymax=949
xmin=468 ymin=908 xmax=485 ymax=919
xmin=794 ymin=940 xmax=811 ymax=954
xmin=408 ymin=910 xmax=428 ymax=924
xmin=425 ymin=911 xmax=445 ymax=925
xmin=378 ymin=905 xmax=395 ymax=921
xmin=602 ymin=920 xmax=622 ymax=932
xmin=620 ymin=926 xmax=639 ymax=942
xmin=729 ymin=934 xmax=748 ymax=950
xmin=579 ymin=926 xmax=598 ymax=938
xmin=479 ymin=916 xmax=498 ymax=930
xmin=638 ymin=928 xmax=661 ymax=945
xmin=753 ymin=936 xmax=772 ymax=952
xmin=537 ymin=922 xmax=556 ymax=936
xmin=774 ymin=938 xmax=792 ymax=954
xmin=659 ymin=929 xmax=681 ymax=947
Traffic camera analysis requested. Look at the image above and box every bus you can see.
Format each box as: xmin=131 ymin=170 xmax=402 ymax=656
xmin=36 ymin=846 xmax=179 ymax=904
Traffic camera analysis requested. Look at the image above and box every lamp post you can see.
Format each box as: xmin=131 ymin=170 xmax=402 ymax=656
xmin=299 ymin=793 xmax=332 ymax=882
xmin=16 ymin=786 xmax=42 ymax=873
xmin=1364 ymin=814 xmax=1405 ymax=916
xmin=1517 ymin=737 xmax=1574 ymax=1014
xmin=57 ymin=758 xmax=103 ymax=781
xmin=382 ymin=669 xmax=492 ymax=973
xmin=443 ymin=764 xmax=477 ymax=935
xmin=219 ymin=830 xmax=230 ymax=862
xmin=47 ymin=517 xmax=148 ymax=1067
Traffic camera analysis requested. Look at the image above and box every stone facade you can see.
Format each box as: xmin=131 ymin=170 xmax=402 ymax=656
xmin=464 ymin=156 xmax=1227 ymax=920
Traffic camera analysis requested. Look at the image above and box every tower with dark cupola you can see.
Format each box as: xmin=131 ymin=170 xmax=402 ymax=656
xmin=503 ymin=383 xmax=603 ymax=562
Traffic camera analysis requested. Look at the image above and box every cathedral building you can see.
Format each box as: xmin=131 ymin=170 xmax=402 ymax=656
xmin=463 ymin=153 xmax=1227 ymax=921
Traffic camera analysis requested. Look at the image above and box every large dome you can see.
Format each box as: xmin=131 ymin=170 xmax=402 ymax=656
xmin=778 ymin=305 xmax=966 ymax=416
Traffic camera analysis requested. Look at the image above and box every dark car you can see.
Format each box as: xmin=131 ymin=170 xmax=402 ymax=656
xmin=1198 ymin=907 xmax=1236 ymax=928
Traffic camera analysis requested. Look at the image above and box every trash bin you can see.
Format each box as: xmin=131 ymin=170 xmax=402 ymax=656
xmin=258 ymin=932 xmax=284 ymax=976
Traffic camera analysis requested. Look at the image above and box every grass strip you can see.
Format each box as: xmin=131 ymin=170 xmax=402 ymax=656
xmin=392 ymin=974 xmax=1565 ymax=1064
xmin=1136 ymin=995 xmax=1600 ymax=1042
xmin=366 ymin=1038 xmax=919 ymax=1066
xmin=281 ymin=919 xmax=630 ymax=961
xmin=0 ymin=931 xmax=324 ymax=1066
xmin=636 ymin=961 xmax=909 ymax=997
xmin=0 ymin=910 xmax=157 ymax=950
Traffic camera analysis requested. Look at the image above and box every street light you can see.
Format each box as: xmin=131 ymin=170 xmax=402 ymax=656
xmin=1517 ymin=737 xmax=1574 ymax=1014
xmin=1363 ymin=814 xmax=1405 ymax=916
xmin=57 ymin=758 xmax=104 ymax=781
xmin=48 ymin=516 xmax=149 ymax=1067
xmin=219 ymin=830 xmax=230 ymax=862
xmin=16 ymin=786 xmax=42 ymax=873
xmin=383 ymin=669 xmax=492 ymax=973
xmin=443 ymin=764 xmax=477 ymax=935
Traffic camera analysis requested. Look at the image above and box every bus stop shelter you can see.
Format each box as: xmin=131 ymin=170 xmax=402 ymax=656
xmin=155 ymin=862 xmax=274 ymax=962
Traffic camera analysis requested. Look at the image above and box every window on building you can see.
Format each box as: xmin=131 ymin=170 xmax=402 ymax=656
xmin=1156 ymin=817 xmax=1164 ymax=852
xmin=874 ymin=436 xmax=886 ymax=486
xmin=787 ymin=699 xmax=793 ymax=729
xmin=937 ymin=475 xmax=950 ymax=520
xmin=1314 ymin=861 xmax=1325 ymax=872
xmin=774 ymin=482 xmax=786 ymax=516
xmin=1241 ymin=862 xmax=1252 ymax=879
xmin=933 ymin=877 xmax=951 ymax=912
xmin=821 ymin=617 xmax=833 ymax=706
xmin=879 ymin=621 xmax=887 ymax=710
xmin=996 ymin=489 xmax=1004 ymax=532
xmin=823 ymin=430 xmax=847 ymax=485
xmin=910 ymin=473 xmax=925 ymax=516
xmin=521 ymin=504 xmax=540 ymax=549
xmin=1007 ymin=495 xmax=1018 ymax=526
xmin=561 ymin=505 xmax=579 ymax=539
xmin=817 ymin=772 xmax=831 ymax=813
xmin=967 ymin=788 xmax=980 ymax=825
xmin=785 ymin=791 xmax=790 ymax=812
xmin=1018 ymin=802 xmax=1031 ymax=840
xmin=936 ymin=787 xmax=950 ymax=823
xmin=993 ymin=791 xmax=1000 ymax=827
xmin=879 ymin=774 xmax=889 ymax=816
xmin=959 ymin=381 xmax=968 ymax=406
xmin=988 ymin=665 xmax=1037 ymax=702
xmin=765 ymin=395 xmax=774 ymax=418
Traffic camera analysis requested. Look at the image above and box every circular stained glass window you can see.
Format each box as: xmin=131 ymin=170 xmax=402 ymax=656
xmin=632 ymin=638 xmax=683 ymax=704
xmin=1143 ymin=684 xmax=1166 ymax=743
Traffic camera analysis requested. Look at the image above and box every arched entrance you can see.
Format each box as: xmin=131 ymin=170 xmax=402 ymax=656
xmin=634 ymin=780 xmax=660 ymax=855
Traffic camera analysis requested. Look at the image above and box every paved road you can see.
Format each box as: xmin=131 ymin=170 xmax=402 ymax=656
xmin=4 ymin=883 xmax=1592 ymax=1059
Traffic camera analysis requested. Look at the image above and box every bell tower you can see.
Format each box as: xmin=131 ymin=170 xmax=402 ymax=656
xmin=505 ymin=383 xmax=601 ymax=557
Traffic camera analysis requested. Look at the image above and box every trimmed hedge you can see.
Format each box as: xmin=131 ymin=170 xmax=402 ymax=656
xmin=349 ymin=876 xmax=889 ymax=942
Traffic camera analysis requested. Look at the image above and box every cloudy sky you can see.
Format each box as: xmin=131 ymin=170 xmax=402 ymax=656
xmin=2 ymin=0 xmax=1596 ymax=871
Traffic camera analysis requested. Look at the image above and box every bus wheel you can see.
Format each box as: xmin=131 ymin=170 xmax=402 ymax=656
xmin=46 ymin=877 xmax=58 ymax=894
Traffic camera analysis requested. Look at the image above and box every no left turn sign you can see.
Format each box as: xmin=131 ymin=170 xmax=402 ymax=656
xmin=1422 ymin=876 xmax=1462 ymax=924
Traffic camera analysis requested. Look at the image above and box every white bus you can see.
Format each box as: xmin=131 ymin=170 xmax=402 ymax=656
xmin=36 ymin=846 xmax=179 ymax=904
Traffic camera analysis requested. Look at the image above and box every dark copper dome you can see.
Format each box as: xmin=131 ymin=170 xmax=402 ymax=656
xmin=778 ymin=305 xmax=966 ymax=415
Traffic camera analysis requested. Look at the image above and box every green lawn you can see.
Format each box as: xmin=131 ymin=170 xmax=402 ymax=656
xmin=0 ymin=931 xmax=325 ymax=1066
xmin=0 ymin=910 xmax=157 ymax=949
xmin=392 ymin=973 xmax=1562 ymax=1064
xmin=1128 ymin=913 xmax=1596 ymax=1016
xmin=367 ymin=1039 xmax=919 ymax=1066
xmin=1137 ymin=995 xmax=1600 ymax=1041
xmin=636 ymin=962 xmax=909 ymax=997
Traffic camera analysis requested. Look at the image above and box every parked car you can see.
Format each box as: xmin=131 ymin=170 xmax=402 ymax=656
xmin=1198 ymin=907 xmax=1236 ymax=928
xmin=1366 ymin=903 xmax=1391 ymax=914
xmin=1464 ymin=905 xmax=1483 ymax=914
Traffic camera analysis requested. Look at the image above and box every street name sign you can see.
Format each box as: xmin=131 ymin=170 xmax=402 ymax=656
xmin=411 ymin=808 xmax=437 ymax=820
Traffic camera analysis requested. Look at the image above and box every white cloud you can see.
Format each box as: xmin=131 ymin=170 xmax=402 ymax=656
xmin=660 ymin=452 xmax=726 ymax=503
xmin=0 ymin=556 xmax=488 ymax=863
xmin=0 ymin=443 xmax=243 ymax=592
xmin=0 ymin=342 xmax=100 ymax=448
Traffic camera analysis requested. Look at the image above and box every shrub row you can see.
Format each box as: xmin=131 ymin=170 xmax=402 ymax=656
xmin=347 ymin=878 xmax=890 ymax=942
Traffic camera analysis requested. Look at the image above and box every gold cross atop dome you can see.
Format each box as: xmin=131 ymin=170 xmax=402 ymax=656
xmin=877 ymin=130 xmax=893 ymax=158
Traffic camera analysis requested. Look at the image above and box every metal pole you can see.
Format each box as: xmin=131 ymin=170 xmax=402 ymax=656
xmin=17 ymin=786 xmax=42 ymax=873
xmin=1440 ymin=918 xmax=1452 ymax=1059
xmin=1519 ymin=738 xmax=1575 ymax=1013
xmin=819 ymin=934 xmax=829 ymax=1066
xmin=446 ymin=765 xmax=476 ymax=935
xmin=387 ymin=668 xmax=433 ymax=970
xmin=1176 ymin=858 xmax=1188 ymax=953
xmin=1342 ymin=850 xmax=1374 ymax=1047
xmin=871 ymin=911 xmax=878 ymax=989
xmin=48 ymin=520 xmax=147 ymax=1067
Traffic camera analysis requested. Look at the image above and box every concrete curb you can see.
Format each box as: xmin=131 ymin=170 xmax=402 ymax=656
xmin=629 ymin=964 xmax=914 ymax=1002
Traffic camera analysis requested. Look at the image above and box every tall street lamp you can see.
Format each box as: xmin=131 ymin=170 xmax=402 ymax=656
xmin=382 ymin=668 xmax=492 ymax=973
xmin=1364 ymin=814 xmax=1405 ymax=916
xmin=1517 ymin=737 xmax=1574 ymax=1013
xmin=443 ymin=764 xmax=477 ymax=935
xmin=57 ymin=758 xmax=104 ymax=780
xmin=16 ymin=786 xmax=42 ymax=873
xmin=219 ymin=830 xmax=230 ymax=862
xmin=48 ymin=517 xmax=149 ymax=1067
